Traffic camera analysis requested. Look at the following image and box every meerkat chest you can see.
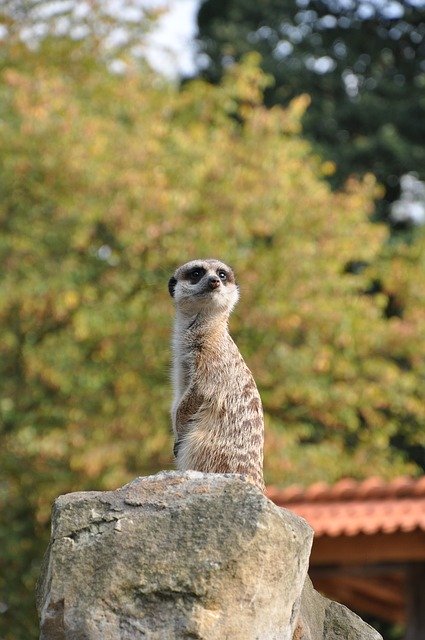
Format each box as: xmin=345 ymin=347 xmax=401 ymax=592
xmin=193 ymin=339 xmax=244 ymax=392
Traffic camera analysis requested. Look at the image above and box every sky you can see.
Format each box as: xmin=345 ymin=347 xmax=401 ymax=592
xmin=145 ymin=0 xmax=201 ymax=77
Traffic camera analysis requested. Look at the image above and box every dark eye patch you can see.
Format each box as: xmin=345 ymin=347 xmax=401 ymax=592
xmin=217 ymin=269 xmax=227 ymax=281
xmin=223 ymin=267 xmax=235 ymax=284
xmin=184 ymin=266 xmax=206 ymax=284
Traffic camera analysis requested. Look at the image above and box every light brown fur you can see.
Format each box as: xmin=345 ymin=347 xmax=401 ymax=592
xmin=168 ymin=259 xmax=265 ymax=491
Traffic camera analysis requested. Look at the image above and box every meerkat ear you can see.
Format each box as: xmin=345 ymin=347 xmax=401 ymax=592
xmin=168 ymin=276 xmax=177 ymax=297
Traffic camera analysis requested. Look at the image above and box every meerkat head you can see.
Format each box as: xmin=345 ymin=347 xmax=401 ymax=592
xmin=168 ymin=259 xmax=239 ymax=316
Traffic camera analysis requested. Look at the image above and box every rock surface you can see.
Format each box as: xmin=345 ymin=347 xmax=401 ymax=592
xmin=295 ymin=577 xmax=383 ymax=640
xmin=37 ymin=471 xmax=383 ymax=640
xmin=37 ymin=471 xmax=312 ymax=639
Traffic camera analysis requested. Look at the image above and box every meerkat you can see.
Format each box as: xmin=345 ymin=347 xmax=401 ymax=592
xmin=168 ymin=258 xmax=265 ymax=491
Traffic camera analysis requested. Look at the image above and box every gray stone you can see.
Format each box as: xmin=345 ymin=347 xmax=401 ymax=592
xmin=37 ymin=471 xmax=313 ymax=640
xmin=294 ymin=576 xmax=383 ymax=640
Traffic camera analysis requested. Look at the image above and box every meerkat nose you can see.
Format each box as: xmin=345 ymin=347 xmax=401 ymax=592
xmin=208 ymin=277 xmax=220 ymax=290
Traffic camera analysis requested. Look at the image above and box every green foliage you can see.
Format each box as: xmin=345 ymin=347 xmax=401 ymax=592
xmin=0 ymin=39 xmax=424 ymax=639
xmin=196 ymin=0 xmax=425 ymax=212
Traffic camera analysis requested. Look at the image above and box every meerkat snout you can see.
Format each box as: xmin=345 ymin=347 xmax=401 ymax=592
xmin=208 ymin=277 xmax=220 ymax=290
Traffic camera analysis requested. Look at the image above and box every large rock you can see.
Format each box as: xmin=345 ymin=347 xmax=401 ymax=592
xmin=37 ymin=471 xmax=383 ymax=640
xmin=37 ymin=471 xmax=313 ymax=640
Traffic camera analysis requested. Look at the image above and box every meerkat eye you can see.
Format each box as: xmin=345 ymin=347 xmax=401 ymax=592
xmin=217 ymin=270 xmax=227 ymax=281
xmin=188 ymin=267 xmax=205 ymax=283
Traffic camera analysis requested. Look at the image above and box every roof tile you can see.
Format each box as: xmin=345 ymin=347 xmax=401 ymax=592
xmin=268 ymin=477 xmax=425 ymax=537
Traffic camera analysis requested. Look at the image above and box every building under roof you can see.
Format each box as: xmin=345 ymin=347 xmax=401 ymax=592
xmin=267 ymin=476 xmax=425 ymax=640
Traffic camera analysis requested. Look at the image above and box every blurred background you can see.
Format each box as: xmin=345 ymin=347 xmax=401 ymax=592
xmin=0 ymin=1 xmax=424 ymax=639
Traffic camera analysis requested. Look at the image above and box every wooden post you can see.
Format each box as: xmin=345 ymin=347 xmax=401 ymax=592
xmin=405 ymin=563 xmax=425 ymax=640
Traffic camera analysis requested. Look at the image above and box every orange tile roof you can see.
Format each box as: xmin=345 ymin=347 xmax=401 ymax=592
xmin=267 ymin=476 xmax=425 ymax=537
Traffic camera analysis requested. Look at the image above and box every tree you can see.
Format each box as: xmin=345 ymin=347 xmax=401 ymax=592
xmin=0 ymin=0 xmax=159 ymax=52
xmin=0 ymin=36 xmax=424 ymax=637
xmin=196 ymin=0 xmax=425 ymax=216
